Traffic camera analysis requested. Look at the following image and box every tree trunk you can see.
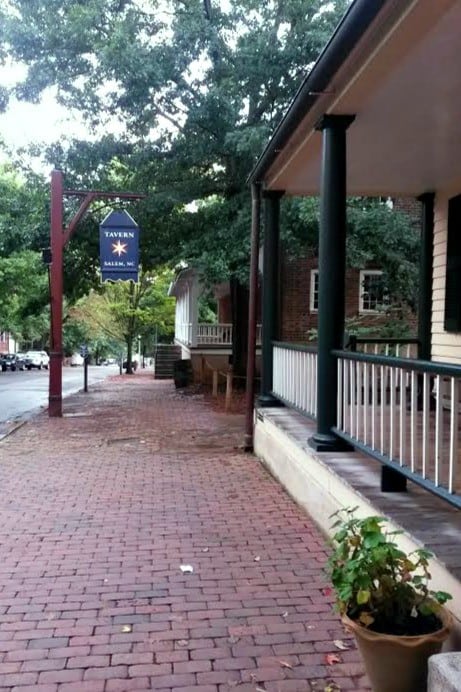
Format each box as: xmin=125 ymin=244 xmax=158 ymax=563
xmin=126 ymin=337 xmax=133 ymax=374
xmin=230 ymin=276 xmax=249 ymax=383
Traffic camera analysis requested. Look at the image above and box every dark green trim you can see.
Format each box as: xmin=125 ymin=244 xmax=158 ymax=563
xmin=333 ymin=348 xmax=461 ymax=378
xmin=348 ymin=337 xmax=419 ymax=346
xmin=417 ymin=193 xmax=434 ymax=359
xmin=310 ymin=116 xmax=353 ymax=451
xmin=272 ymin=341 xmax=317 ymax=354
xmin=333 ymin=428 xmax=461 ymax=509
xmin=316 ymin=114 xmax=355 ymax=131
xmin=248 ymin=0 xmax=387 ymax=184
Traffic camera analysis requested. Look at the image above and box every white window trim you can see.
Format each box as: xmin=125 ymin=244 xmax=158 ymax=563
xmin=310 ymin=269 xmax=319 ymax=312
xmin=359 ymin=269 xmax=386 ymax=313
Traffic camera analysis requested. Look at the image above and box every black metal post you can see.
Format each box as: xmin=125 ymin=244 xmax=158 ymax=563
xmin=258 ymin=190 xmax=283 ymax=406
xmin=84 ymin=356 xmax=89 ymax=393
xmin=309 ymin=114 xmax=355 ymax=451
xmin=417 ymin=193 xmax=434 ymax=361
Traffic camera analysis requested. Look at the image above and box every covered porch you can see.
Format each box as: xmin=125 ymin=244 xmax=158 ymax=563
xmin=248 ymin=0 xmax=461 ymax=624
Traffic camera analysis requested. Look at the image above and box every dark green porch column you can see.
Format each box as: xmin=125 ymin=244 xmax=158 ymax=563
xmin=417 ymin=193 xmax=434 ymax=361
xmin=309 ymin=114 xmax=354 ymax=451
xmin=259 ymin=190 xmax=283 ymax=406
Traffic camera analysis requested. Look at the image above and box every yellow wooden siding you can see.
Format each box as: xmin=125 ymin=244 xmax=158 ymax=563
xmin=431 ymin=191 xmax=461 ymax=364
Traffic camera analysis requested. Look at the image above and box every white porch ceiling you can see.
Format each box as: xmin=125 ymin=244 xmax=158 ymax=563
xmin=266 ymin=0 xmax=461 ymax=197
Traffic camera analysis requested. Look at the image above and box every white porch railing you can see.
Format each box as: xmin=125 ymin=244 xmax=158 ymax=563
xmin=197 ymin=323 xmax=233 ymax=344
xmin=334 ymin=350 xmax=461 ymax=508
xmin=269 ymin=340 xmax=461 ymax=507
xmin=176 ymin=323 xmax=262 ymax=346
xmin=272 ymin=342 xmax=318 ymax=418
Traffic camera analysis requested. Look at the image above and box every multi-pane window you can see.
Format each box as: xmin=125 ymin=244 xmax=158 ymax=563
xmin=310 ymin=270 xmax=319 ymax=312
xmin=359 ymin=270 xmax=387 ymax=312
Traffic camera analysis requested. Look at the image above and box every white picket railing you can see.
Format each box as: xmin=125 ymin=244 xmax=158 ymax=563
xmin=335 ymin=351 xmax=461 ymax=504
xmin=177 ymin=323 xmax=263 ymax=346
xmin=272 ymin=342 xmax=318 ymax=418
xmin=197 ymin=323 xmax=233 ymax=344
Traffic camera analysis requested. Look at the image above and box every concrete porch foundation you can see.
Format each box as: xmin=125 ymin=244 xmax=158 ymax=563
xmin=254 ymin=406 xmax=461 ymax=644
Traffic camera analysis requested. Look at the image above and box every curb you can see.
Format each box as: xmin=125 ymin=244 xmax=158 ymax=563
xmin=0 ymin=420 xmax=27 ymax=442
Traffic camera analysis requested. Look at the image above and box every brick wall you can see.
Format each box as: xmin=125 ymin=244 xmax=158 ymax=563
xmin=280 ymin=254 xmax=381 ymax=342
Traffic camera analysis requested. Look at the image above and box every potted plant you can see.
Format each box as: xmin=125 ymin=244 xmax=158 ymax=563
xmin=327 ymin=508 xmax=452 ymax=692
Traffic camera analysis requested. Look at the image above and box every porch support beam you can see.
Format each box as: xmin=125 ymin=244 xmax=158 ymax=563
xmin=259 ymin=190 xmax=284 ymax=406
xmin=417 ymin=192 xmax=434 ymax=361
xmin=310 ymin=114 xmax=355 ymax=451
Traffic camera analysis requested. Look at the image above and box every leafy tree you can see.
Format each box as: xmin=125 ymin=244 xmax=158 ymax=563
xmin=0 ymin=250 xmax=48 ymax=341
xmin=70 ymin=267 xmax=175 ymax=372
xmin=1 ymin=0 xmax=350 ymax=372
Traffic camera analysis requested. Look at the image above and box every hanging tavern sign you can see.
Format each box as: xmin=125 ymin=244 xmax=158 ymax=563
xmin=99 ymin=210 xmax=140 ymax=282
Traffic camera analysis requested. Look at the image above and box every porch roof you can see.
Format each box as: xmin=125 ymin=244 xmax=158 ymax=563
xmin=249 ymin=0 xmax=461 ymax=198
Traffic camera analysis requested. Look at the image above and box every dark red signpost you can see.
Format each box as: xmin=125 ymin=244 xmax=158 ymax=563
xmin=48 ymin=169 xmax=144 ymax=417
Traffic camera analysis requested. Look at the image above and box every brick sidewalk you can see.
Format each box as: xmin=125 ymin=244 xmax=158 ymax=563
xmin=0 ymin=374 xmax=369 ymax=691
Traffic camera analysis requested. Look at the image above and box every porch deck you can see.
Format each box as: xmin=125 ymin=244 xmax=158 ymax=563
xmin=258 ymin=406 xmax=461 ymax=581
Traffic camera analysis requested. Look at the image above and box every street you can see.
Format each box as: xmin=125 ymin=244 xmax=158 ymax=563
xmin=0 ymin=364 xmax=118 ymax=423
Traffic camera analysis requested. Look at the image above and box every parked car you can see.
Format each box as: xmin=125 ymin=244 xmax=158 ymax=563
xmin=70 ymin=353 xmax=84 ymax=366
xmin=15 ymin=353 xmax=27 ymax=370
xmin=24 ymin=351 xmax=50 ymax=370
xmin=0 ymin=353 xmax=17 ymax=372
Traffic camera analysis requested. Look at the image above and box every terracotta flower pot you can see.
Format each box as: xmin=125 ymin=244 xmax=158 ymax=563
xmin=343 ymin=608 xmax=452 ymax=692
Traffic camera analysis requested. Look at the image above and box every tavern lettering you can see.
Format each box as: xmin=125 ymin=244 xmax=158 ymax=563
xmin=104 ymin=231 xmax=135 ymax=239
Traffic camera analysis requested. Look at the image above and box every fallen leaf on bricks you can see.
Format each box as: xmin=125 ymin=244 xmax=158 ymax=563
xmin=256 ymin=687 xmax=269 ymax=692
xmin=228 ymin=635 xmax=240 ymax=644
xmin=121 ymin=625 xmax=132 ymax=633
xmin=281 ymin=611 xmax=289 ymax=618
xmin=202 ymin=548 xmax=209 ymax=553
xmin=254 ymin=555 xmax=261 ymax=562
xmin=325 ymin=653 xmax=341 ymax=665
xmin=333 ymin=639 xmax=349 ymax=651
xmin=324 ymin=683 xmax=341 ymax=692
xmin=180 ymin=564 xmax=194 ymax=573
xmin=322 ymin=587 xmax=332 ymax=597
xmin=279 ymin=660 xmax=293 ymax=669
xmin=177 ymin=639 xmax=189 ymax=647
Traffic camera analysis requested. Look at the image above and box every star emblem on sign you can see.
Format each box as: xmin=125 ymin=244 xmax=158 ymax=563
xmin=111 ymin=240 xmax=128 ymax=257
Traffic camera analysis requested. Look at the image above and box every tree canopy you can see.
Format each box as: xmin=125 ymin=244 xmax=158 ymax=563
xmin=1 ymin=0 xmax=350 ymax=284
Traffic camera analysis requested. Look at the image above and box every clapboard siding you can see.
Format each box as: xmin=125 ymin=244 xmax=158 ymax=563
xmin=431 ymin=191 xmax=461 ymax=363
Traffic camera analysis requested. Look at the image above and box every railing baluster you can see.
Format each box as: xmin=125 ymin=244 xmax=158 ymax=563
xmin=410 ymin=370 xmax=417 ymax=473
xmin=371 ymin=363 xmax=377 ymax=449
xmin=380 ymin=364 xmax=385 ymax=455
xmin=350 ymin=360 xmax=355 ymax=437
xmin=356 ymin=361 xmax=362 ymax=440
xmin=363 ymin=363 xmax=368 ymax=446
xmin=337 ymin=358 xmax=343 ymax=429
xmin=422 ymin=373 xmax=430 ymax=479
xmin=399 ymin=367 xmax=406 ymax=466
xmin=343 ymin=360 xmax=349 ymax=433
xmin=434 ymin=375 xmax=443 ymax=487
xmin=449 ymin=377 xmax=458 ymax=494
xmin=389 ymin=366 xmax=396 ymax=460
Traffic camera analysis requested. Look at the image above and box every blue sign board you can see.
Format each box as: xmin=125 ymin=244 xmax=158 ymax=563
xmin=99 ymin=210 xmax=139 ymax=282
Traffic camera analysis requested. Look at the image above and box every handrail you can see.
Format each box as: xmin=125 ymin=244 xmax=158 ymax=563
xmin=347 ymin=336 xmax=419 ymax=346
xmin=333 ymin=349 xmax=461 ymax=378
xmin=272 ymin=341 xmax=317 ymax=354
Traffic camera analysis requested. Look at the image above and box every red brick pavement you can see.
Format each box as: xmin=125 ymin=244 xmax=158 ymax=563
xmin=0 ymin=373 xmax=369 ymax=691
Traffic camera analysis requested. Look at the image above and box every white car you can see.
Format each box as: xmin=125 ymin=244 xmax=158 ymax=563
xmin=70 ymin=353 xmax=84 ymax=366
xmin=24 ymin=350 xmax=50 ymax=370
